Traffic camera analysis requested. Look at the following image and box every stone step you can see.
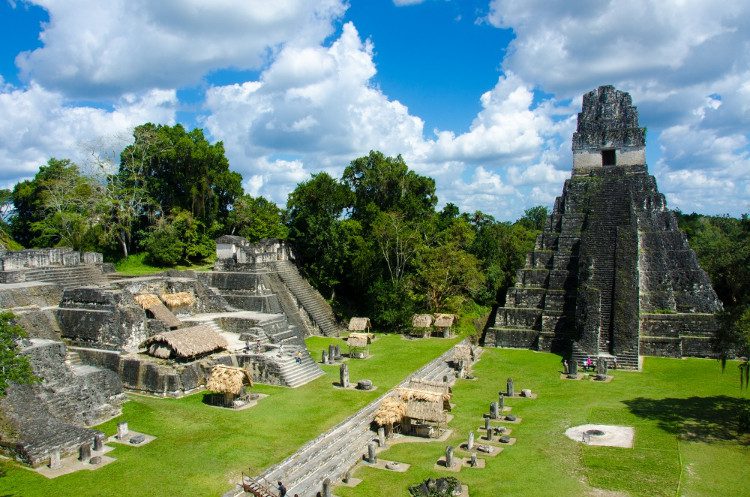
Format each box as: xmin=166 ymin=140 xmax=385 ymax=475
xmin=65 ymin=350 xmax=82 ymax=366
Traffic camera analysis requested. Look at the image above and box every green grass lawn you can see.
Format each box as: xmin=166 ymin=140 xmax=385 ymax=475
xmin=0 ymin=334 xmax=457 ymax=497
xmin=112 ymin=252 xmax=215 ymax=276
xmin=1 ymin=341 xmax=747 ymax=497
xmin=336 ymin=349 xmax=750 ymax=497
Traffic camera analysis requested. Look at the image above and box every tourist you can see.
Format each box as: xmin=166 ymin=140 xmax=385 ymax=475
xmin=613 ymin=357 xmax=618 ymax=369
xmin=277 ymin=480 xmax=287 ymax=496
xmin=295 ymin=350 xmax=302 ymax=364
xmin=563 ymin=359 xmax=569 ymax=374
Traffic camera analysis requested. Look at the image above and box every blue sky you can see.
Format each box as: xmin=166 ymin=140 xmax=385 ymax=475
xmin=0 ymin=0 xmax=748 ymax=220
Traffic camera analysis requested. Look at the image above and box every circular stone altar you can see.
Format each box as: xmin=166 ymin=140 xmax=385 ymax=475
xmin=564 ymin=424 xmax=634 ymax=448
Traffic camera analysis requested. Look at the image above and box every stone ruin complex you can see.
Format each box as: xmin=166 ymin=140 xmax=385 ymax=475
xmin=483 ymin=85 xmax=722 ymax=369
xmin=0 ymin=238 xmax=341 ymax=467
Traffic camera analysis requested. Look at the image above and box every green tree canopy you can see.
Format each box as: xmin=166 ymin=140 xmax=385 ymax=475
xmin=228 ymin=194 xmax=288 ymax=242
xmin=286 ymin=173 xmax=357 ymax=296
xmin=0 ymin=312 xmax=38 ymax=396
xmin=342 ymin=151 xmax=437 ymax=224
xmin=10 ymin=158 xmax=102 ymax=251
xmin=120 ymin=124 xmax=242 ymax=230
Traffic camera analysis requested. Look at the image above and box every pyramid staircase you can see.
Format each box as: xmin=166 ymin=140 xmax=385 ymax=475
xmin=21 ymin=265 xmax=107 ymax=289
xmin=274 ymin=345 xmax=326 ymax=388
xmin=272 ymin=261 xmax=340 ymax=337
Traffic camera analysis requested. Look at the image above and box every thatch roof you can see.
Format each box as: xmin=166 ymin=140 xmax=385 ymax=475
xmin=135 ymin=293 xmax=182 ymax=328
xmin=404 ymin=399 xmax=447 ymax=423
xmin=348 ymin=317 xmax=371 ymax=331
xmin=412 ymin=314 xmax=433 ymax=328
xmin=451 ymin=344 xmax=473 ymax=363
xmin=206 ymin=365 xmax=252 ymax=395
xmin=433 ymin=313 xmax=455 ymax=328
xmin=347 ymin=336 xmax=369 ymax=348
xmin=405 ymin=378 xmax=451 ymax=397
xmin=144 ymin=325 xmax=228 ymax=359
xmin=134 ymin=293 xmax=161 ymax=308
xmin=398 ymin=378 xmax=451 ymax=410
xmin=160 ymin=292 xmax=195 ymax=309
xmin=374 ymin=396 xmax=407 ymax=426
xmin=349 ymin=332 xmax=375 ymax=343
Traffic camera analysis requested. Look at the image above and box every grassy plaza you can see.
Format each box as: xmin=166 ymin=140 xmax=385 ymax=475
xmin=0 ymin=335 xmax=747 ymax=497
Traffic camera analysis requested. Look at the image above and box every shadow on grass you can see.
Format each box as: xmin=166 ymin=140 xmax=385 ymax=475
xmin=624 ymin=395 xmax=750 ymax=443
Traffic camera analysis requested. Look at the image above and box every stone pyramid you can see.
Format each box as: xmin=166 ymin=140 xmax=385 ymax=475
xmin=484 ymin=85 xmax=722 ymax=369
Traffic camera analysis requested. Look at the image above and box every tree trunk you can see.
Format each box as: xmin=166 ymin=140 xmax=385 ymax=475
xmin=119 ymin=233 xmax=129 ymax=258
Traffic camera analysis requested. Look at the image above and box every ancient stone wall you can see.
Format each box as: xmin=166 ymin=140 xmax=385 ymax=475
xmin=56 ymin=288 xmax=148 ymax=351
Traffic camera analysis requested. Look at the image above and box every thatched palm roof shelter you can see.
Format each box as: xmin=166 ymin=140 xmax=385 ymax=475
xmin=347 ymin=334 xmax=371 ymax=358
xmin=206 ymin=365 xmax=252 ymax=396
xmin=205 ymin=365 xmax=253 ymax=407
xmin=347 ymin=336 xmax=369 ymax=348
xmin=410 ymin=314 xmax=433 ymax=337
xmin=433 ymin=314 xmax=455 ymax=327
xmin=412 ymin=314 xmax=433 ymax=328
xmin=348 ymin=317 xmax=371 ymax=332
xmin=399 ymin=378 xmax=451 ymax=410
xmin=144 ymin=325 xmax=228 ymax=360
xmin=348 ymin=332 xmax=375 ymax=343
xmin=433 ymin=313 xmax=456 ymax=337
xmin=404 ymin=399 xmax=447 ymax=424
xmin=134 ymin=293 xmax=182 ymax=329
xmin=374 ymin=396 xmax=407 ymax=427
xmin=160 ymin=292 xmax=195 ymax=311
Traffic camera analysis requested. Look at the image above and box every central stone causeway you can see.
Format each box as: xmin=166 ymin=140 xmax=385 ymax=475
xmin=224 ymin=341 xmax=476 ymax=497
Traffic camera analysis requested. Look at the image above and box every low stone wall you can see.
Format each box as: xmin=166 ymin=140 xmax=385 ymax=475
xmin=56 ymin=288 xmax=148 ymax=351
xmin=75 ymin=349 xmax=290 ymax=395
xmin=0 ymin=282 xmax=62 ymax=309
xmin=485 ymin=327 xmax=540 ymax=349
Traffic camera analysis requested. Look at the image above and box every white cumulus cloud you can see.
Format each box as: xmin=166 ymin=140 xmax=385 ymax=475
xmin=17 ymin=0 xmax=347 ymax=98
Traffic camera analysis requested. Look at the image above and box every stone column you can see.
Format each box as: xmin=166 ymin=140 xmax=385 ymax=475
xmin=569 ymin=360 xmax=578 ymax=376
xmin=506 ymin=377 xmax=514 ymax=397
xmin=79 ymin=442 xmax=91 ymax=462
xmin=322 ymin=477 xmax=332 ymax=497
xmin=322 ymin=350 xmax=328 ymax=364
xmin=117 ymin=422 xmax=129 ymax=440
xmin=334 ymin=345 xmax=341 ymax=360
xmin=49 ymin=449 xmax=62 ymax=469
xmin=596 ymin=357 xmax=608 ymax=375
xmin=340 ymin=363 xmax=350 ymax=388
xmin=367 ymin=442 xmax=377 ymax=463
xmin=490 ymin=402 xmax=499 ymax=419
xmin=467 ymin=431 xmax=474 ymax=450
xmin=445 ymin=445 xmax=454 ymax=468
xmin=470 ymin=452 xmax=477 ymax=467
xmin=498 ymin=392 xmax=505 ymax=410
xmin=378 ymin=427 xmax=386 ymax=448
xmin=484 ymin=416 xmax=491 ymax=432
xmin=328 ymin=345 xmax=336 ymax=363
xmin=486 ymin=425 xmax=493 ymax=442
xmin=93 ymin=433 xmax=105 ymax=451
xmin=342 ymin=470 xmax=351 ymax=483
